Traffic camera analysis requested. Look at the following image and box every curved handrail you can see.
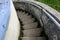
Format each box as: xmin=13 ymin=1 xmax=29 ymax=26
xmin=28 ymin=1 xmax=60 ymax=28
xmin=14 ymin=1 xmax=60 ymax=29
xmin=13 ymin=1 xmax=60 ymax=40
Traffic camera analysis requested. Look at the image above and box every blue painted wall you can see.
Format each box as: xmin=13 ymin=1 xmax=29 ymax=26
xmin=0 ymin=0 xmax=10 ymax=40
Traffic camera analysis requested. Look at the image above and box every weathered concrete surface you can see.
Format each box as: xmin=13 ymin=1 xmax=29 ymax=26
xmin=15 ymin=1 xmax=60 ymax=22
xmin=4 ymin=0 xmax=20 ymax=40
xmin=21 ymin=37 xmax=46 ymax=40
xmin=31 ymin=1 xmax=60 ymax=22
xmin=23 ymin=28 xmax=42 ymax=37
xmin=20 ymin=14 xmax=34 ymax=24
xmin=19 ymin=14 xmax=31 ymax=19
xmin=21 ymin=18 xmax=35 ymax=22
xmin=13 ymin=1 xmax=60 ymax=40
xmin=23 ymin=22 xmax=38 ymax=30
xmin=22 ymin=19 xmax=34 ymax=24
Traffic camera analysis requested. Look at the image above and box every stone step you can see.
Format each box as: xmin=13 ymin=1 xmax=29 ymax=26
xmin=20 ymin=13 xmax=28 ymax=17
xmin=23 ymin=22 xmax=38 ymax=30
xmin=17 ymin=11 xmax=25 ymax=17
xmin=22 ymin=18 xmax=34 ymax=24
xmin=22 ymin=28 xmax=42 ymax=37
xmin=21 ymin=17 xmax=35 ymax=22
xmin=17 ymin=11 xmax=29 ymax=18
xmin=21 ymin=37 xmax=46 ymax=40
xmin=20 ymin=15 xmax=32 ymax=20
xmin=20 ymin=13 xmax=28 ymax=16
xmin=19 ymin=13 xmax=28 ymax=19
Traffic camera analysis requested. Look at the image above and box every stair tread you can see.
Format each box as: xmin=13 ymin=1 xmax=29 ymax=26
xmin=19 ymin=13 xmax=28 ymax=18
xmin=22 ymin=18 xmax=35 ymax=23
xmin=21 ymin=18 xmax=35 ymax=22
xmin=22 ymin=19 xmax=34 ymax=24
xmin=22 ymin=28 xmax=42 ymax=37
xmin=20 ymin=15 xmax=32 ymax=19
xmin=23 ymin=22 xmax=38 ymax=30
xmin=17 ymin=11 xmax=26 ymax=16
xmin=21 ymin=37 xmax=46 ymax=40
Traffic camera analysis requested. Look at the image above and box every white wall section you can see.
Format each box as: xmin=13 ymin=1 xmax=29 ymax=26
xmin=4 ymin=0 xmax=20 ymax=40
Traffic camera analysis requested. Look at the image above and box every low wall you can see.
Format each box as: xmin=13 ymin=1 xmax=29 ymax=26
xmin=4 ymin=0 xmax=20 ymax=40
xmin=31 ymin=1 xmax=60 ymax=22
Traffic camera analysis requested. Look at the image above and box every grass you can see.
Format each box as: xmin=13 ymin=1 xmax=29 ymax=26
xmin=37 ymin=0 xmax=60 ymax=12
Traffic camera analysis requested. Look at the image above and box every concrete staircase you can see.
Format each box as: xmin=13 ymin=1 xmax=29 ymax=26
xmin=17 ymin=10 xmax=46 ymax=40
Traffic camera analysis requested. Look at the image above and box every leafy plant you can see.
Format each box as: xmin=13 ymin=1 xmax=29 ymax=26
xmin=37 ymin=0 xmax=60 ymax=12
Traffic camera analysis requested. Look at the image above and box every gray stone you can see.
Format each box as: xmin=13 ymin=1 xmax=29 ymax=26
xmin=23 ymin=22 xmax=38 ymax=30
xmin=20 ymin=15 xmax=32 ymax=20
xmin=18 ymin=13 xmax=28 ymax=19
xmin=17 ymin=11 xmax=27 ymax=18
xmin=23 ymin=28 xmax=42 ymax=37
xmin=21 ymin=37 xmax=46 ymax=40
xmin=21 ymin=18 xmax=35 ymax=22
xmin=22 ymin=19 xmax=34 ymax=24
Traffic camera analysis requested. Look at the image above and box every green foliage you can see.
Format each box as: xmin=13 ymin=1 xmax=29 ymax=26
xmin=37 ymin=0 xmax=60 ymax=11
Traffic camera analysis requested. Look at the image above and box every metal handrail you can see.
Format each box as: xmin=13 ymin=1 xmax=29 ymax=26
xmin=42 ymin=9 xmax=60 ymax=28
xmin=26 ymin=1 xmax=60 ymax=29
xmin=14 ymin=1 xmax=60 ymax=28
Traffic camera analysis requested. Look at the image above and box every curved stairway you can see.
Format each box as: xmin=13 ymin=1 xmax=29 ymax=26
xmin=17 ymin=10 xmax=47 ymax=40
